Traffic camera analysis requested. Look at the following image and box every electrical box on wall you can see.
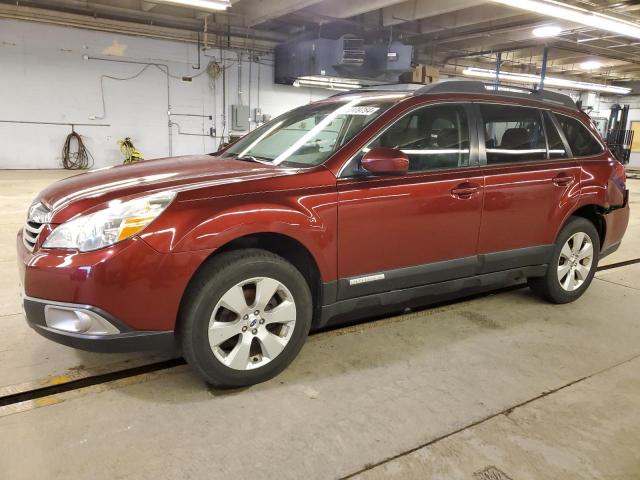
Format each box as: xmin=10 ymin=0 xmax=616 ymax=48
xmin=253 ymin=108 xmax=272 ymax=124
xmin=254 ymin=107 xmax=263 ymax=123
xmin=231 ymin=105 xmax=250 ymax=131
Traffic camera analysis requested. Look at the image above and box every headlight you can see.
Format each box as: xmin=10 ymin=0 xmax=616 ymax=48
xmin=43 ymin=191 xmax=176 ymax=252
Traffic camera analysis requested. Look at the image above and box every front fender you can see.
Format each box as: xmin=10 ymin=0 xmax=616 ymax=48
xmin=139 ymin=187 xmax=338 ymax=282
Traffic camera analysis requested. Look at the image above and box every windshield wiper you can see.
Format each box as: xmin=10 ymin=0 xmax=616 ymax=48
xmin=235 ymin=155 xmax=257 ymax=162
xmin=237 ymin=155 xmax=273 ymax=164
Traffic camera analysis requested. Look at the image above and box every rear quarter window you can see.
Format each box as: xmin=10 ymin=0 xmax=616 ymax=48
xmin=553 ymin=113 xmax=604 ymax=157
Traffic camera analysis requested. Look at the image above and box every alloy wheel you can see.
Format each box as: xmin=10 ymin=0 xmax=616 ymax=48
xmin=208 ymin=277 xmax=297 ymax=370
xmin=557 ymin=232 xmax=594 ymax=292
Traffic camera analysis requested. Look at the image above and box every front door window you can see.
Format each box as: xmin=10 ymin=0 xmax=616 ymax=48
xmin=366 ymin=104 xmax=471 ymax=172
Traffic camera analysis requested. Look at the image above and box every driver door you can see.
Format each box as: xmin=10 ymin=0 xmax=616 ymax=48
xmin=336 ymin=102 xmax=484 ymax=300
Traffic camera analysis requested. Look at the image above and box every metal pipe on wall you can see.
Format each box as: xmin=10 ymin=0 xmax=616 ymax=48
xmin=193 ymin=31 xmax=201 ymax=70
xmin=86 ymin=56 xmax=173 ymax=156
xmin=222 ymin=43 xmax=227 ymax=147
xmin=0 ymin=120 xmax=110 ymax=127
xmin=248 ymin=52 xmax=252 ymax=131
xmin=84 ymin=32 xmax=268 ymax=154
xmin=257 ymin=58 xmax=261 ymax=116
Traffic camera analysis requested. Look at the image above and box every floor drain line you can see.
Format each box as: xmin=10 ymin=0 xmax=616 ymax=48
xmin=0 ymin=358 xmax=186 ymax=407
xmin=596 ymin=257 xmax=640 ymax=272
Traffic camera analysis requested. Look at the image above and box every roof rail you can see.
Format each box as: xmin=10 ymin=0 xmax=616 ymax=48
xmin=328 ymin=80 xmax=578 ymax=110
xmin=415 ymin=80 xmax=578 ymax=110
xmin=330 ymin=83 xmax=423 ymax=97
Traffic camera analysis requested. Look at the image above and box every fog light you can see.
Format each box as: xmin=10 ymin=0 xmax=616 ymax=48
xmin=44 ymin=305 xmax=120 ymax=335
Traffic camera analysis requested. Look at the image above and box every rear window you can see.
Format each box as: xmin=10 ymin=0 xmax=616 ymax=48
xmin=553 ymin=113 xmax=603 ymax=157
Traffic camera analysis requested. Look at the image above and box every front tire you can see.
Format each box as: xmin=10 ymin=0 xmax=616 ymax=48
xmin=179 ymin=249 xmax=312 ymax=387
xmin=528 ymin=217 xmax=600 ymax=304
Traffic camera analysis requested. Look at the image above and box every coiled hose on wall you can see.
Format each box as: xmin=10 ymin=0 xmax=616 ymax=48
xmin=61 ymin=129 xmax=94 ymax=170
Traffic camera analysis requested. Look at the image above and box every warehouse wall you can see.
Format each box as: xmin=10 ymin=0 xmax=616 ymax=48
xmin=624 ymin=108 xmax=640 ymax=167
xmin=0 ymin=19 xmax=329 ymax=169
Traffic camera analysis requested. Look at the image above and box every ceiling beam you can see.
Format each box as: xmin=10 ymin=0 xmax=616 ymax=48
xmin=511 ymin=50 xmax=631 ymax=69
xmin=305 ymin=0 xmax=405 ymax=19
xmin=0 ymin=2 xmax=284 ymax=49
xmin=406 ymin=15 xmax=541 ymax=46
xmin=2 ymin=0 xmax=245 ymax=35
xmin=418 ymin=3 xmax=524 ymax=34
xmin=489 ymin=0 xmax=640 ymax=42
xmin=140 ymin=1 xmax=156 ymax=12
xmin=236 ymin=0 xmax=325 ymax=27
xmin=441 ymin=39 xmax=640 ymax=72
xmin=382 ymin=0 xmax=484 ymax=26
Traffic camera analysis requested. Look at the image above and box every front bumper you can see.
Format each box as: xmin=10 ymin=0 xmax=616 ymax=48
xmin=17 ymin=231 xmax=212 ymax=332
xmin=23 ymin=296 xmax=175 ymax=353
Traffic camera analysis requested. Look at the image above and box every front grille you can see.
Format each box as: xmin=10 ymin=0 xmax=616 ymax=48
xmin=23 ymin=221 xmax=44 ymax=252
xmin=23 ymin=202 xmax=50 ymax=252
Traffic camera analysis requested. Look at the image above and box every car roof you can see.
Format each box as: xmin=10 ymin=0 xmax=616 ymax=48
xmin=331 ymin=80 xmax=579 ymax=112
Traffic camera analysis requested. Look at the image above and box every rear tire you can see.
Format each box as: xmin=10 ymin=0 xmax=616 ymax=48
xmin=179 ymin=249 xmax=312 ymax=388
xmin=528 ymin=216 xmax=600 ymax=304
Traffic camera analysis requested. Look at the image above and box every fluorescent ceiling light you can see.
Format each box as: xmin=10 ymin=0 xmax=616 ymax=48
xmin=462 ymin=67 xmax=631 ymax=95
xmin=293 ymin=76 xmax=364 ymax=91
xmin=491 ymin=0 xmax=640 ymax=40
xmin=294 ymin=80 xmax=361 ymax=91
xmin=151 ymin=0 xmax=230 ymax=11
xmin=580 ymin=60 xmax=602 ymax=70
xmin=532 ymin=25 xmax=563 ymax=37
xmin=299 ymin=75 xmax=364 ymax=85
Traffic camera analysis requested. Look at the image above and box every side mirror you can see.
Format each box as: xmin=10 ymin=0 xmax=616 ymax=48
xmin=361 ymin=147 xmax=409 ymax=175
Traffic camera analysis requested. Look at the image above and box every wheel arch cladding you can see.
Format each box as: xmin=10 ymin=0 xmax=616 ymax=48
xmin=566 ymin=204 xmax=606 ymax=249
xmin=178 ymin=233 xmax=325 ymax=328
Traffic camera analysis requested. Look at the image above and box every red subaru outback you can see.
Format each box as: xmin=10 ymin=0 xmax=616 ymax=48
xmin=17 ymin=81 xmax=629 ymax=387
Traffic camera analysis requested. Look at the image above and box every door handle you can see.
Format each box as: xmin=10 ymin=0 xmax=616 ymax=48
xmin=451 ymin=182 xmax=481 ymax=199
xmin=552 ymin=173 xmax=575 ymax=187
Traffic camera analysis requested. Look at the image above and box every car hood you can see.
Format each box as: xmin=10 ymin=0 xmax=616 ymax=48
xmin=38 ymin=155 xmax=289 ymax=222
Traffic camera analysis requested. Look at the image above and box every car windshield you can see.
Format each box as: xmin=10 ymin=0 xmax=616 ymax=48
xmin=220 ymin=94 xmax=404 ymax=167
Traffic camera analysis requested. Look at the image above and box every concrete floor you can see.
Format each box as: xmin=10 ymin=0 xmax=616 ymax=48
xmin=1 ymin=170 xmax=639 ymax=479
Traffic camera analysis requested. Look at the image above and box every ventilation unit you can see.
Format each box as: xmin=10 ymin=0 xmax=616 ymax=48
xmin=275 ymin=36 xmax=413 ymax=89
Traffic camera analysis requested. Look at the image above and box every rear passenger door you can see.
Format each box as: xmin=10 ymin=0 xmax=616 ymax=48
xmin=476 ymin=103 xmax=581 ymax=272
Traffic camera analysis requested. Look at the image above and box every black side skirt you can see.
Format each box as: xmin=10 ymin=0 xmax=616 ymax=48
xmin=318 ymin=264 xmax=547 ymax=329
xmin=318 ymin=244 xmax=554 ymax=329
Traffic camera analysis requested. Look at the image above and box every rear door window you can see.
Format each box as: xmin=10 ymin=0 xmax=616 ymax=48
xmin=553 ymin=113 xmax=604 ymax=157
xmin=480 ymin=104 xmax=547 ymax=164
